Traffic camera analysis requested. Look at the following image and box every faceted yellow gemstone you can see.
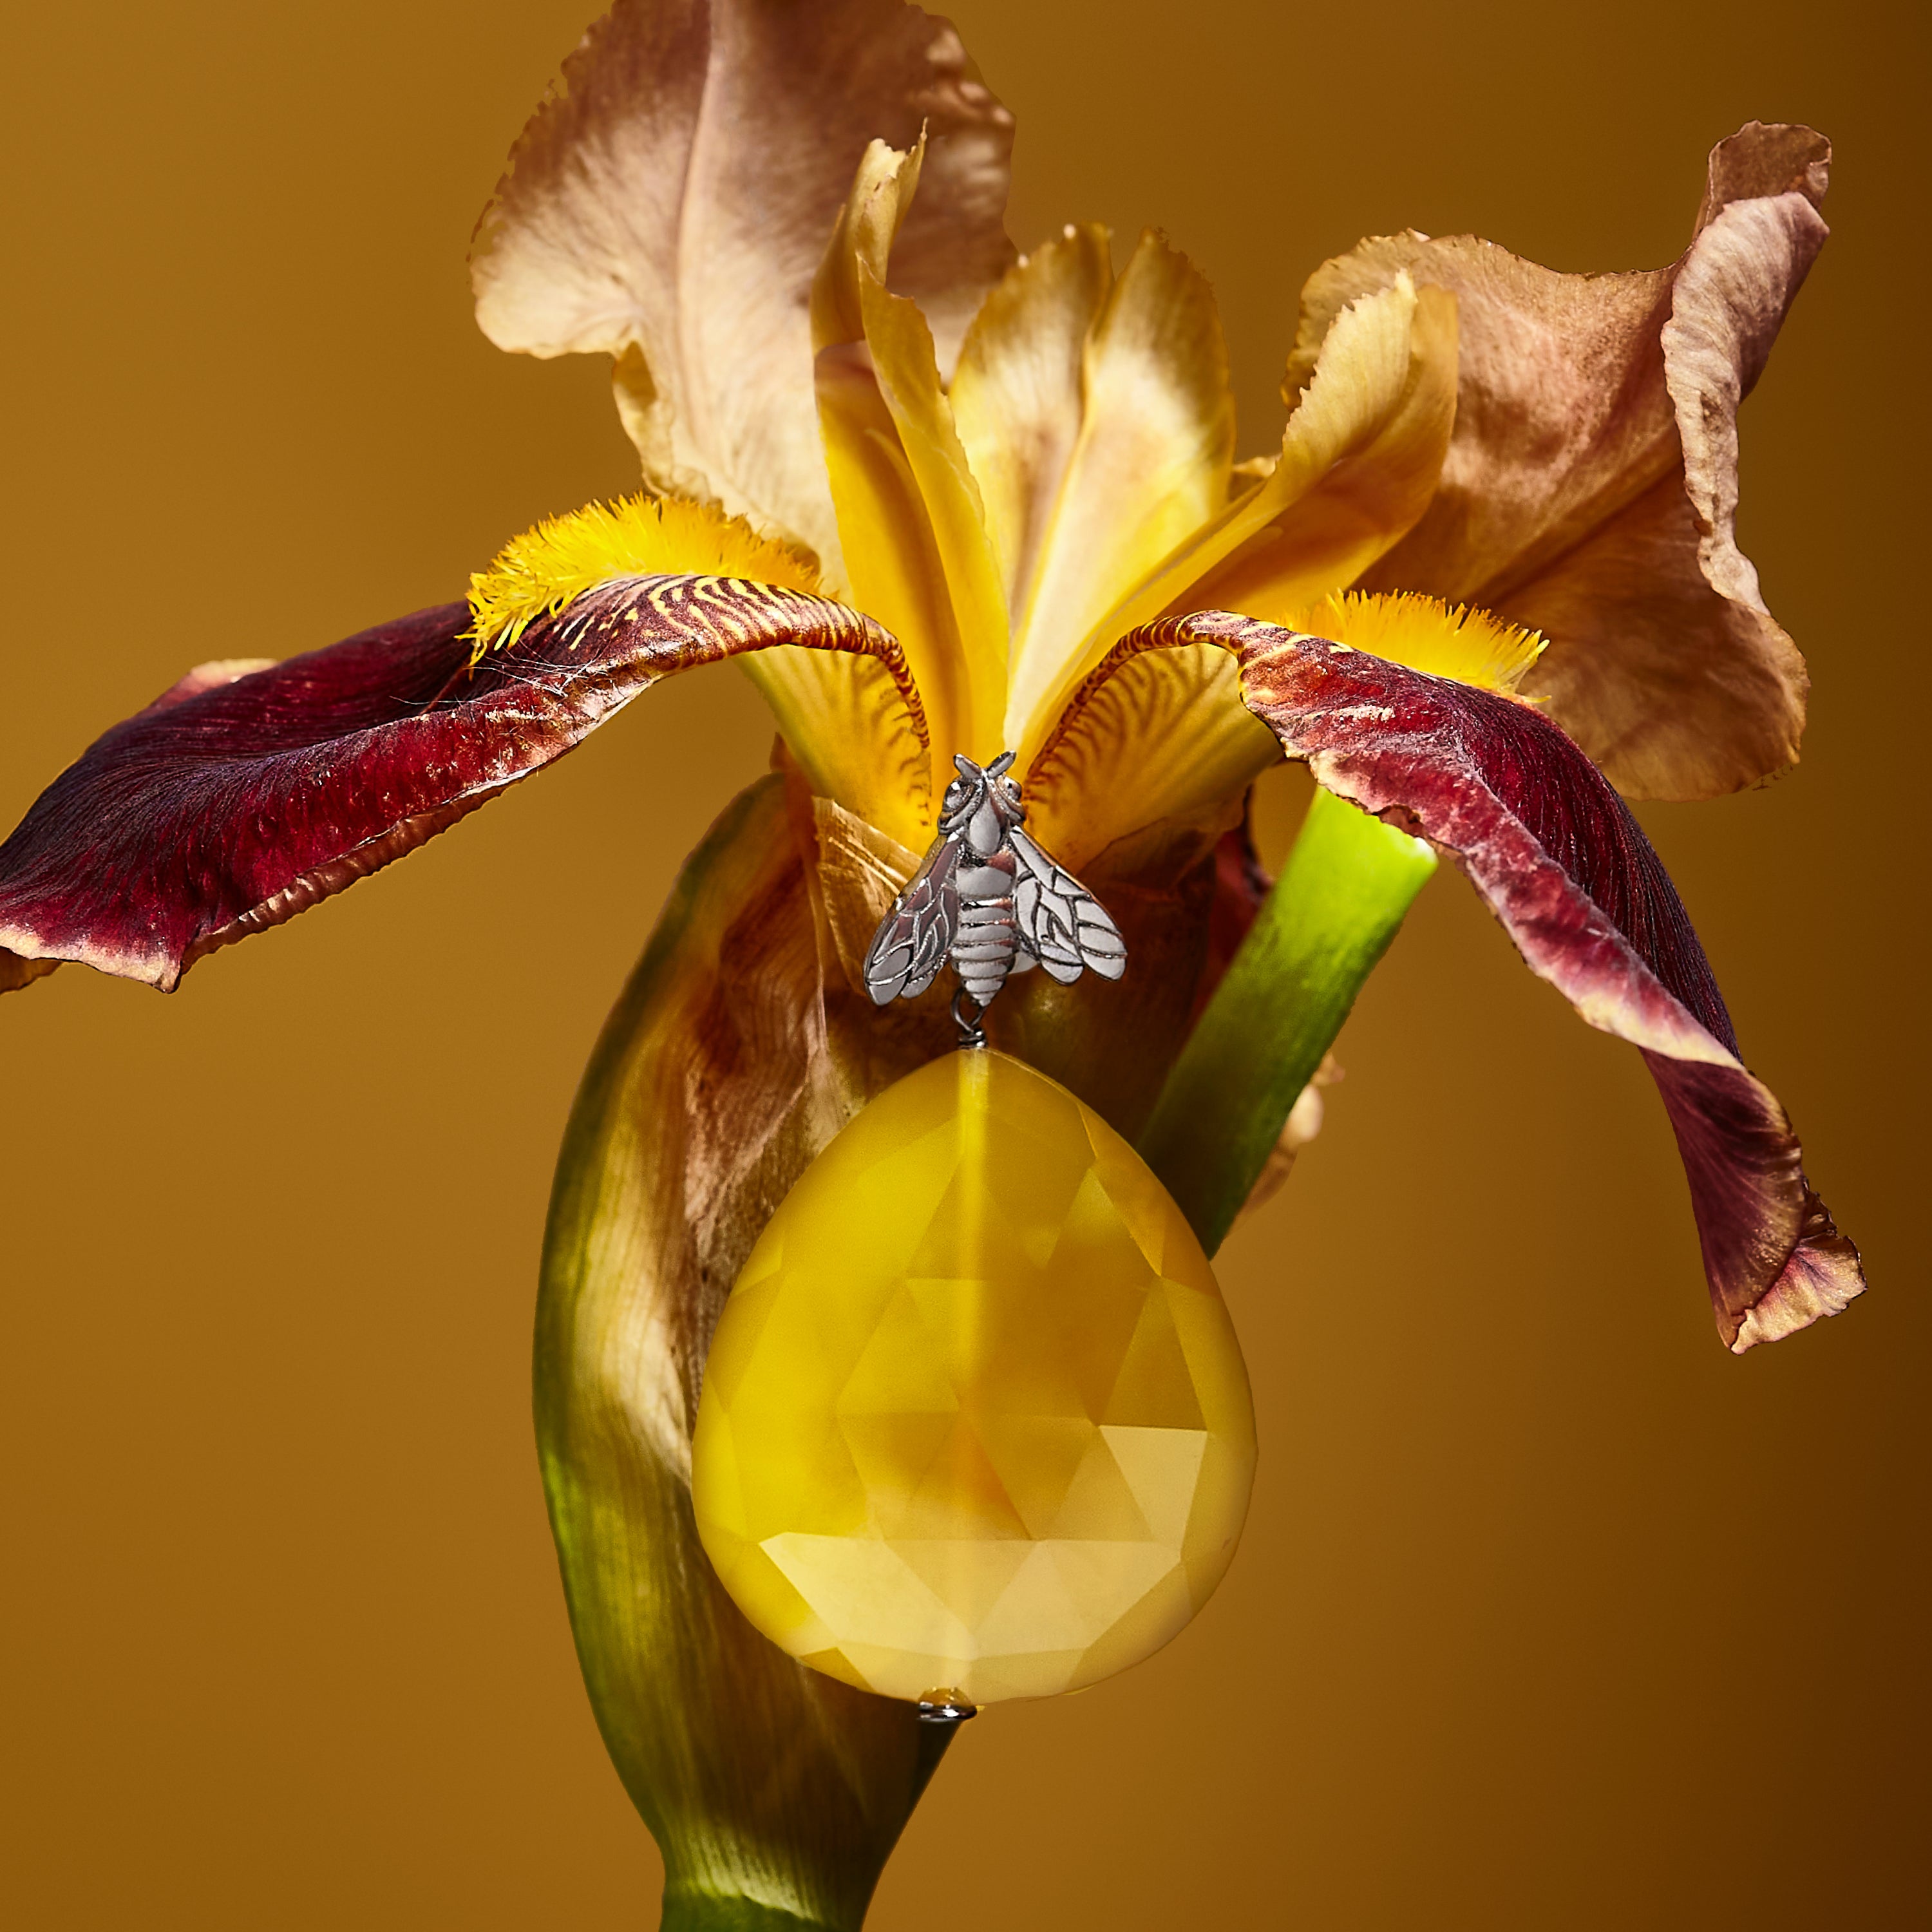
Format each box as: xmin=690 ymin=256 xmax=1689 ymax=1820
xmin=692 ymin=1049 xmax=1256 ymax=1705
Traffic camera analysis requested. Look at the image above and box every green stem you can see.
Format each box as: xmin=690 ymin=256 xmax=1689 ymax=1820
xmin=1138 ymin=787 xmax=1437 ymax=1253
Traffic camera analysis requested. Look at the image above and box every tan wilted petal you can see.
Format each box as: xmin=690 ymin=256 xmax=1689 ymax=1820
xmin=1291 ymin=241 xmax=1674 ymax=603
xmin=1298 ymin=124 xmax=1830 ymax=798
xmin=1501 ymin=476 xmax=1791 ymax=802
xmin=1508 ymin=185 xmax=1825 ymax=796
xmin=471 ymin=0 xmax=1013 ymax=573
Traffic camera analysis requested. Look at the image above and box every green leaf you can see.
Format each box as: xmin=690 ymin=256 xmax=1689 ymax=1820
xmin=1138 ymin=787 xmax=1436 ymax=1252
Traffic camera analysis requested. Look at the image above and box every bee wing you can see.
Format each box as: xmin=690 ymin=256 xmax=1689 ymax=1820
xmin=1009 ymin=827 xmax=1127 ymax=985
xmin=863 ymin=835 xmax=963 ymax=1004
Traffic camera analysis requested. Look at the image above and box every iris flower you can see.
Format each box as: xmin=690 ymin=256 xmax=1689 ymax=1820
xmin=0 ymin=1 xmax=1862 ymax=1924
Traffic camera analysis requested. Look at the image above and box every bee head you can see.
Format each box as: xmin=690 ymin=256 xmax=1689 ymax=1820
xmin=940 ymin=752 xmax=1024 ymax=838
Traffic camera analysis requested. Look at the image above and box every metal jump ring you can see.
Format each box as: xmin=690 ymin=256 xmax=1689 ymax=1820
xmin=951 ymin=988 xmax=987 ymax=1050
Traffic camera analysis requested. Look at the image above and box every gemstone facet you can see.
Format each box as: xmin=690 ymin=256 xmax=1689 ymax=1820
xmin=692 ymin=1050 xmax=1256 ymax=1705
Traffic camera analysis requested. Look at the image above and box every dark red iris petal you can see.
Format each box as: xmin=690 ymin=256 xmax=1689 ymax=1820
xmin=0 ymin=578 xmax=905 ymax=993
xmin=1416 ymin=682 xmax=1738 ymax=1053
xmin=1113 ymin=611 xmax=1862 ymax=1351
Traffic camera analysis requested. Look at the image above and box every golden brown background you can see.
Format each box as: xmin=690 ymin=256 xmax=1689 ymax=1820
xmin=3 ymin=0 xmax=1924 ymax=1924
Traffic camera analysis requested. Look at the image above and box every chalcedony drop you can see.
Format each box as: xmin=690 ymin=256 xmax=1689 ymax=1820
xmin=692 ymin=1049 xmax=1256 ymax=1705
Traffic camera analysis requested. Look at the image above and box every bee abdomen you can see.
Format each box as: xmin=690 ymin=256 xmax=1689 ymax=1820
xmin=952 ymin=893 xmax=1016 ymax=1003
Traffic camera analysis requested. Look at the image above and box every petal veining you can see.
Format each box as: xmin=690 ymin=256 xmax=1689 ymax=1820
xmin=1027 ymin=591 xmax=1539 ymax=872
xmin=0 ymin=582 xmax=915 ymax=994
xmin=1025 ymin=649 xmax=1276 ymax=875
xmin=465 ymin=493 xmax=824 ymax=651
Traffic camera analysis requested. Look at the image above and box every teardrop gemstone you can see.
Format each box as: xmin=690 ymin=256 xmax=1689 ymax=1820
xmin=692 ymin=1049 xmax=1256 ymax=1705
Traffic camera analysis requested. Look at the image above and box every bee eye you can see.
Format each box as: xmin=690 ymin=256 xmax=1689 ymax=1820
xmin=943 ymin=782 xmax=967 ymax=808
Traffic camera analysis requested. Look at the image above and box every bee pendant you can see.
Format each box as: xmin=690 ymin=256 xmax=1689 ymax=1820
xmin=863 ymin=752 xmax=1126 ymax=1021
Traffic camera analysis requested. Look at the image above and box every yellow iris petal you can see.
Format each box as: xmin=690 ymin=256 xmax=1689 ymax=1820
xmin=813 ymin=139 xmax=1009 ymax=776
xmin=813 ymin=337 xmax=968 ymax=812
xmin=1025 ymin=591 xmax=1543 ymax=874
xmin=1014 ymin=271 xmax=1457 ymax=765
xmin=1024 ymin=646 xmax=1278 ymax=875
xmin=858 ymin=261 xmax=1010 ymax=759
xmin=1189 ymin=287 xmax=1459 ymax=625
xmin=748 ymin=639 xmax=934 ymax=854
xmin=794 ymin=166 xmax=1459 ymax=869
xmin=951 ymin=223 xmax=1113 ymax=628
xmin=999 ymin=231 xmax=1236 ymax=749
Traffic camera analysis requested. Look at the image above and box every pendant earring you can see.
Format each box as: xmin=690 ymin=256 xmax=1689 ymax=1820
xmin=691 ymin=756 xmax=1256 ymax=1715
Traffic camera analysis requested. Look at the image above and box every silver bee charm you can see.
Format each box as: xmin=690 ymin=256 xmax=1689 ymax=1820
xmin=864 ymin=752 xmax=1126 ymax=1029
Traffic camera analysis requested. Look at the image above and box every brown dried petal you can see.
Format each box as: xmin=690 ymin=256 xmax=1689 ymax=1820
xmin=1292 ymin=124 xmax=1830 ymax=799
xmin=472 ymin=0 xmax=1014 ymax=573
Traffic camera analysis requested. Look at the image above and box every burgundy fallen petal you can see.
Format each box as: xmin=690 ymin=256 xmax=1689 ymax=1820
xmin=1087 ymin=611 xmax=1864 ymax=1352
xmin=0 ymin=578 xmax=911 ymax=994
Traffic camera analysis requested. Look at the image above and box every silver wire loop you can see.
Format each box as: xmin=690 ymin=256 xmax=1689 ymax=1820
xmin=951 ymin=988 xmax=987 ymax=1050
